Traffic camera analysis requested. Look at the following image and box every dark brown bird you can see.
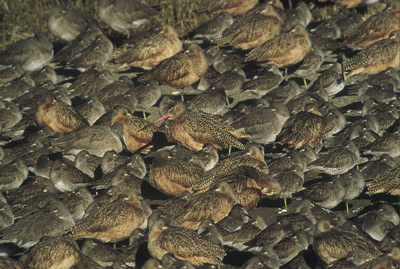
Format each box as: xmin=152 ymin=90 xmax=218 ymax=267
xmin=153 ymin=101 xmax=248 ymax=152
xmin=216 ymin=4 xmax=283 ymax=50
xmin=36 ymin=94 xmax=88 ymax=134
xmin=68 ymin=193 xmax=149 ymax=242
xmin=244 ymin=24 xmax=311 ymax=68
xmin=138 ymin=44 xmax=208 ymax=88
xmin=197 ymin=0 xmax=259 ymax=16
xmin=172 ymin=181 xmax=237 ymax=229
xmin=111 ymin=106 xmax=161 ymax=153
xmin=275 ymin=103 xmax=325 ymax=151
xmin=148 ymin=217 xmax=225 ymax=266
xmin=116 ymin=25 xmax=182 ymax=70
xmin=367 ymin=165 xmax=400 ymax=196
xmin=344 ymin=30 xmax=400 ymax=77
xmin=314 ymin=219 xmax=383 ymax=265
xmin=149 ymin=150 xmax=205 ymax=196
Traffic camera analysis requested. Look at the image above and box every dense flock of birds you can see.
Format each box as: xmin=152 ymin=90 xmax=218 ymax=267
xmin=0 ymin=0 xmax=400 ymax=268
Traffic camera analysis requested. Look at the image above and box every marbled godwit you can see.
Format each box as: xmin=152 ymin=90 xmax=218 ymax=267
xmin=367 ymin=165 xmax=400 ymax=196
xmin=197 ymin=0 xmax=258 ymax=16
xmin=342 ymin=2 xmax=400 ymax=47
xmin=192 ymin=145 xmax=268 ymax=193
xmin=314 ymin=219 xmax=383 ymax=265
xmin=116 ymin=25 xmax=182 ymax=70
xmin=138 ymin=44 xmax=208 ymax=88
xmin=244 ymin=24 xmax=311 ymax=68
xmin=97 ymin=0 xmax=159 ymax=38
xmin=217 ymin=4 xmax=283 ymax=50
xmin=173 ymin=181 xmax=237 ymax=229
xmin=275 ymin=103 xmax=325 ymax=151
xmin=344 ymin=30 xmax=400 ymax=77
xmin=149 ymin=150 xmax=205 ymax=196
xmin=148 ymin=217 xmax=225 ymax=266
xmin=153 ymin=101 xmax=248 ymax=152
xmin=111 ymin=106 xmax=161 ymax=153
xmin=36 ymin=94 xmax=88 ymax=134
xmin=68 ymin=193 xmax=149 ymax=242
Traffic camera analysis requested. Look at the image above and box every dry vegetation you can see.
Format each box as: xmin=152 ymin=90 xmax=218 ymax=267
xmin=0 ymin=0 xmax=211 ymax=51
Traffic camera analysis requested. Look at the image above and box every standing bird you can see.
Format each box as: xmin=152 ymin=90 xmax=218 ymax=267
xmin=97 ymin=0 xmax=159 ymax=38
xmin=245 ymin=24 xmax=311 ymax=68
xmin=36 ymin=94 xmax=88 ymax=134
xmin=275 ymin=103 xmax=325 ymax=151
xmin=153 ymin=101 xmax=248 ymax=152
xmin=148 ymin=217 xmax=225 ymax=266
xmin=138 ymin=44 xmax=208 ymax=88
xmin=344 ymin=30 xmax=400 ymax=77
xmin=116 ymin=25 xmax=182 ymax=70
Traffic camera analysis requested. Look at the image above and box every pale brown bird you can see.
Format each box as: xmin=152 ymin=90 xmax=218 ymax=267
xmin=192 ymin=145 xmax=269 ymax=193
xmin=367 ymin=165 xmax=400 ymax=196
xmin=197 ymin=0 xmax=259 ymax=16
xmin=344 ymin=30 xmax=400 ymax=77
xmin=116 ymin=25 xmax=182 ymax=70
xmin=153 ymin=101 xmax=248 ymax=152
xmin=138 ymin=44 xmax=208 ymax=88
xmin=36 ymin=94 xmax=88 ymax=134
xmin=111 ymin=106 xmax=161 ymax=153
xmin=245 ymin=24 xmax=311 ymax=68
xmin=275 ymin=103 xmax=325 ymax=151
xmin=149 ymin=150 xmax=205 ymax=196
xmin=343 ymin=2 xmax=400 ymax=46
xmin=148 ymin=217 xmax=225 ymax=266
xmin=216 ymin=4 xmax=283 ymax=50
xmin=68 ymin=193 xmax=149 ymax=242
xmin=172 ymin=181 xmax=237 ymax=229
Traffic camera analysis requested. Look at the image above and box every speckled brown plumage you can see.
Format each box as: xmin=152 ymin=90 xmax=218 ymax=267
xmin=192 ymin=145 xmax=268 ymax=193
xmin=111 ymin=106 xmax=161 ymax=153
xmin=367 ymin=165 xmax=400 ymax=196
xmin=155 ymin=101 xmax=248 ymax=152
xmin=197 ymin=0 xmax=258 ymax=16
xmin=173 ymin=181 xmax=237 ymax=229
xmin=216 ymin=4 xmax=283 ymax=50
xmin=116 ymin=25 xmax=182 ymax=70
xmin=244 ymin=24 xmax=311 ymax=68
xmin=344 ymin=30 xmax=400 ymax=77
xmin=138 ymin=44 xmax=208 ymax=88
xmin=314 ymin=220 xmax=383 ymax=265
xmin=149 ymin=150 xmax=205 ymax=196
xmin=68 ymin=193 xmax=148 ymax=242
xmin=148 ymin=218 xmax=225 ymax=266
xmin=36 ymin=94 xmax=88 ymax=134
xmin=275 ymin=104 xmax=325 ymax=151
xmin=343 ymin=3 xmax=400 ymax=46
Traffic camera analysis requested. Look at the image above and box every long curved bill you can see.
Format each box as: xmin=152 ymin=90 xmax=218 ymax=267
xmin=137 ymin=113 xmax=171 ymax=131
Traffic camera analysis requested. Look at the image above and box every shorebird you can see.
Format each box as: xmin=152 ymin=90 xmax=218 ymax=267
xmin=138 ymin=44 xmax=208 ymax=88
xmin=97 ymin=0 xmax=159 ymax=38
xmin=344 ymin=30 xmax=400 ymax=77
xmin=244 ymin=24 xmax=311 ymax=68
xmin=36 ymin=94 xmax=88 ymax=134
xmin=116 ymin=25 xmax=182 ymax=70
xmin=153 ymin=101 xmax=248 ymax=152
xmin=197 ymin=0 xmax=259 ymax=16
